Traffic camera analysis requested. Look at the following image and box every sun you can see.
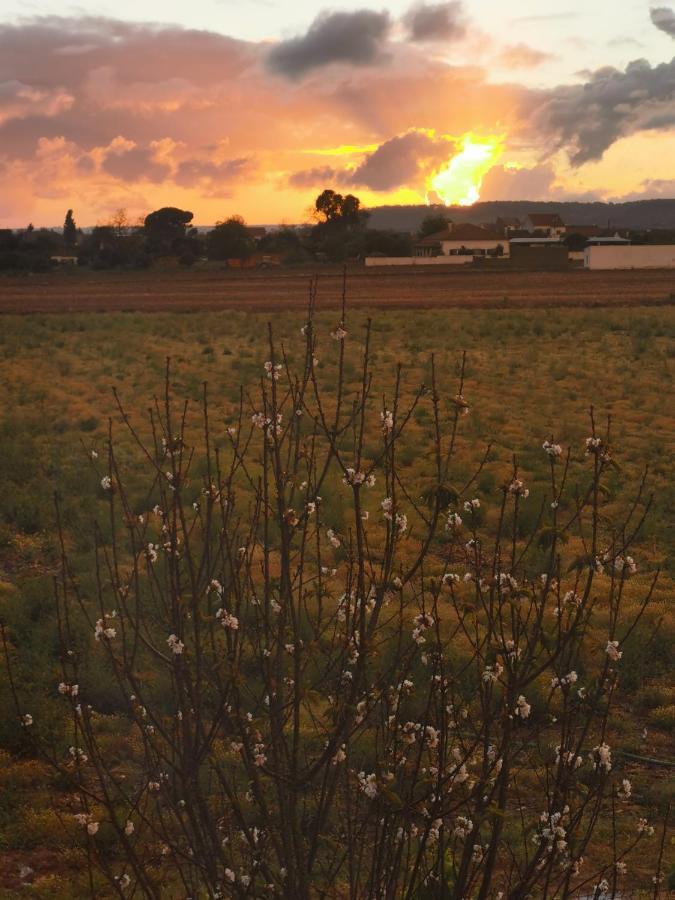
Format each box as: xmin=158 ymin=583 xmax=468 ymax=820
xmin=429 ymin=133 xmax=504 ymax=206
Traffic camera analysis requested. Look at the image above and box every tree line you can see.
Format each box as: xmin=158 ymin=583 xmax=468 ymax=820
xmin=0 ymin=191 xmax=415 ymax=273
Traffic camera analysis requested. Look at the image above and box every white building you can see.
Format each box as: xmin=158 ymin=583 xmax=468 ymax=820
xmin=584 ymin=244 xmax=675 ymax=269
xmin=414 ymin=224 xmax=507 ymax=258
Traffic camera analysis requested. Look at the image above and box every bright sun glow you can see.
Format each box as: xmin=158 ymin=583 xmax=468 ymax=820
xmin=429 ymin=134 xmax=504 ymax=206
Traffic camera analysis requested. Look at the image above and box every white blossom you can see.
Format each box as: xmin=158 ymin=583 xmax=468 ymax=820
xmin=167 ymin=634 xmax=185 ymax=655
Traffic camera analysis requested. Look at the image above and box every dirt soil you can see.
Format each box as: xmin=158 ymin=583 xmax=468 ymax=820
xmin=0 ymin=266 xmax=673 ymax=314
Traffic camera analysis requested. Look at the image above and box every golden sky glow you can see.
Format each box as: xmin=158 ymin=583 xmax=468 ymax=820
xmin=429 ymin=134 xmax=505 ymax=206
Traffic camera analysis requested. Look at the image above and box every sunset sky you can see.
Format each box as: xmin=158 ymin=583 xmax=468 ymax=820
xmin=1 ymin=1 xmax=675 ymax=226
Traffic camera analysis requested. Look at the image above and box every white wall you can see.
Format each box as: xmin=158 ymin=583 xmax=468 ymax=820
xmin=365 ymin=256 xmax=472 ymax=267
xmin=585 ymin=245 xmax=675 ymax=269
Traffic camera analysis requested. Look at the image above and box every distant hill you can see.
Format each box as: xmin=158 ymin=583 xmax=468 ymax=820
xmin=367 ymin=200 xmax=675 ymax=232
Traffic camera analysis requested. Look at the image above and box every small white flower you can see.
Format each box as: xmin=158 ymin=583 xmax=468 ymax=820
xmin=331 ymin=325 xmax=347 ymax=341
xmin=124 ymin=820 xmax=134 ymax=835
xmin=380 ymin=409 xmax=394 ymax=435
xmin=100 ymin=475 xmax=113 ymax=491
xmin=21 ymin=713 xmax=33 ymax=726
xmin=463 ymin=498 xmax=480 ymax=512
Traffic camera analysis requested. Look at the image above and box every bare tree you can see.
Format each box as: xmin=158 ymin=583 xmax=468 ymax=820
xmin=3 ymin=283 xmax=667 ymax=899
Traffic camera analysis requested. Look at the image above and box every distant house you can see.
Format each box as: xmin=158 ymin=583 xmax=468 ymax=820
xmin=495 ymin=216 xmax=522 ymax=237
xmin=414 ymin=223 xmax=506 ymax=258
xmin=523 ymin=213 xmax=566 ymax=238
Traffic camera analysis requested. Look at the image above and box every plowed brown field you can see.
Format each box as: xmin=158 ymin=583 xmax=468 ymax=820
xmin=1 ymin=265 xmax=673 ymax=313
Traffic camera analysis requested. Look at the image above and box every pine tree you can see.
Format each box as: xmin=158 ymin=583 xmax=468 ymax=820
xmin=63 ymin=209 xmax=77 ymax=250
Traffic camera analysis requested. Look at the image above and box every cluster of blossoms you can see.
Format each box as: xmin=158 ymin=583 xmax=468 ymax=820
xmin=283 ymin=508 xmax=299 ymax=527
xmin=331 ymin=745 xmax=347 ymax=765
xmin=551 ymin=670 xmax=578 ymax=689
xmin=74 ymin=813 xmax=99 ymax=835
xmin=21 ymin=713 xmax=33 ymax=727
xmin=605 ymin=640 xmax=623 ymax=662
xmin=167 ymin=633 xmax=185 ymax=655
xmin=497 ymin=572 xmax=518 ymax=592
xmin=542 ymin=439 xmax=563 ymax=458
xmin=585 ymin=436 xmax=612 ymax=462
xmin=556 ymin=746 xmax=584 ymax=769
xmin=253 ymin=743 xmax=267 ymax=767
xmin=613 ymin=555 xmax=637 ymax=576
xmin=482 ymin=663 xmax=503 ymax=684
xmin=445 ymin=511 xmax=462 ymax=530
xmin=411 ymin=612 xmax=435 ymax=645
xmin=342 ymin=468 xmax=376 ymax=487
xmin=637 ymin=818 xmax=655 ymax=836
xmin=326 ymin=528 xmax=341 ymax=548
xmin=58 ymin=682 xmax=79 ymax=697
xmin=381 ymin=498 xmax=408 ymax=534
xmin=215 ymin=608 xmax=240 ymax=630
xmin=251 ymin=412 xmax=282 ymax=437
xmin=453 ymin=816 xmax=474 ymax=839
xmin=100 ymin=475 xmax=113 ymax=492
xmin=591 ymin=742 xmax=612 ymax=773
xmin=453 ymin=394 xmax=470 ymax=416
xmin=380 ymin=409 xmax=394 ymax=435
xmin=330 ymin=325 xmax=347 ymax=341
xmin=617 ymin=778 xmax=632 ymax=800
xmin=357 ymin=771 xmax=378 ymax=799
xmin=533 ymin=808 xmax=569 ymax=854
xmin=463 ymin=498 xmax=480 ymax=513
xmin=263 ymin=361 xmax=282 ymax=381
xmin=442 ymin=572 xmax=461 ymax=587
xmin=514 ymin=695 xmax=531 ymax=719
xmin=94 ymin=611 xmax=117 ymax=641
xmin=507 ymin=478 xmax=529 ymax=499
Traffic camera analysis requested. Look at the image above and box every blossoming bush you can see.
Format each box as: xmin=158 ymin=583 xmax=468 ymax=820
xmin=3 ymin=293 xmax=669 ymax=898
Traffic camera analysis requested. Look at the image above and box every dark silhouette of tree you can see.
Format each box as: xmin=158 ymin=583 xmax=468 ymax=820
xmin=144 ymin=207 xmax=194 ymax=255
xmin=417 ymin=212 xmax=451 ymax=238
xmin=314 ymin=190 xmax=366 ymax=226
xmin=63 ymin=210 xmax=77 ymax=250
xmin=206 ymin=216 xmax=255 ymax=261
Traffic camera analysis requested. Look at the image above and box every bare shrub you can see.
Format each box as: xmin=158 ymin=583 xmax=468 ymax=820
xmin=3 ymin=288 xmax=669 ymax=898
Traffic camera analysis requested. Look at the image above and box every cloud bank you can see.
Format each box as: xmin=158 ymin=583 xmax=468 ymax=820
xmin=0 ymin=10 xmax=674 ymax=224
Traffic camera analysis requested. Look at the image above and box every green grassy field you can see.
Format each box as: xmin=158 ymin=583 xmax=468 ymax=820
xmin=0 ymin=303 xmax=673 ymax=895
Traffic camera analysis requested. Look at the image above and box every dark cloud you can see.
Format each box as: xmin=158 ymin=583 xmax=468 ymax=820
xmin=288 ymin=131 xmax=454 ymax=192
xmin=651 ymin=7 xmax=675 ymax=37
xmin=348 ymin=130 xmax=453 ymax=190
xmin=267 ymin=10 xmax=391 ymax=78
xmin=103 ymin=146 xmax=171 ymax=183
xmin=531 ymin=57 xmax=675 ymax=164
xmin=404 ymin=2 xmax=466 ymax=42
xmin=287 ymin=166 xmax=339 ymax=188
